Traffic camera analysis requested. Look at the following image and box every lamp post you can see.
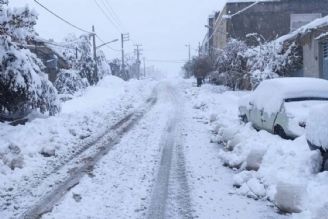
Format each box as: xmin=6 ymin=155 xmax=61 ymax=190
xmin=96 ymin=39 xmax=119 ymax=49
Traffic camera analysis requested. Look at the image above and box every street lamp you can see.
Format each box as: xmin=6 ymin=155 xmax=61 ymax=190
xmin=96 ymin=39 xmax=119 ymax=49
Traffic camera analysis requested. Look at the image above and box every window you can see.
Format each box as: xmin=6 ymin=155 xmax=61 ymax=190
xmin=323 ymin=42 xmax=328 ymax=59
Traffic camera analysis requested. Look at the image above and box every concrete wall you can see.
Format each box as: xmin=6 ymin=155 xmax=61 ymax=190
xmin=303 ymin=38 xmax=320 ymax=78
xmin=214 ymin=0 xmax=328 ymax=48
xmin=213 ymin=6 xmax=228 ymax=49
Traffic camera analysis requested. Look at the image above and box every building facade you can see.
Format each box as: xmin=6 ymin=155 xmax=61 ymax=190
xmin=293 ymin=25 xmax=328 ymax=79
xmin=207 ymin=0 xmax=328 ymax=51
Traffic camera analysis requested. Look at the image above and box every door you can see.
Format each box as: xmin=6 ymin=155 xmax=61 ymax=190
xmin=321 ymin=41 xmax=328 ymax=79
xmin=249 ymin=104 xmax=264 ymax=130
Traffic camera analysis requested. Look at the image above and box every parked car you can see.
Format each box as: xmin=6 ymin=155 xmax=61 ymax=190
xmin=306 ymin=104 xmax=328 ymax=170
xmin=239 ymin=77 xmax=328 ymax=139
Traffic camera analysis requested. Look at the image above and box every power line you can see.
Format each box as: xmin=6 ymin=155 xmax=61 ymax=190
xmin=93 ymin=0 xmax=122 ymax=33
xmin=100 ymin=0 xmax=124 ymax=29
xmin=33 ymin=0 xmax=93 ymax=35
xmin=147 ymin=59 xmax=187 ymax=64
xmin=34 ymin=0 xmax=131 ymax=56
xmin=207 ymin=1 xmax=261 ymax=42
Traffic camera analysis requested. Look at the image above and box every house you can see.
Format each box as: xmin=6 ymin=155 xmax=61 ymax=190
xmin=203 ymin=0 xmax=328 ymax=54
xmin=26 ymin=38 xmax=70 ymax=82
xmin=283 ymin=16 xmax=328 ymax=79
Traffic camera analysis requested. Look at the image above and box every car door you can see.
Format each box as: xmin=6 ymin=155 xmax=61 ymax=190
xmin=249 ymin=102 xmax=264 ymax=130
xmin=261 ymin=101 xmax=284 ymax=133
xmin=261 ymin=110 xmax=277 ymax=133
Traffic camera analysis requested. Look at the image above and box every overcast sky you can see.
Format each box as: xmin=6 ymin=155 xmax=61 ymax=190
xmin=9 ymin=0 xmax=226 ymax=76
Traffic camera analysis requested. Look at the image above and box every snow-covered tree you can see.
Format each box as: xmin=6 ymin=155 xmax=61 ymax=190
xmin=0 ymin=36 xmax=60 ymax=119
xmin=0 ymin=4 xmax=60 ymax=121
xmin=212 ymin=39 xmax=248 ymax=90
xmin=109 ymin=58 xmax=121 ymax=77
xmin=208 ymin=37 xmax=302 ymax=90
xmin=54 ymin=69 xmax=89 ymax=96
xmin=182 ymin=60 xmax=193 ymax=79
xmin=61 ymin=34 xmax=99 ymax=85
xmin=96 ymin=50 xmax=111 ymax=79
xmin=245 ymin=41 xmax=302 ymax=88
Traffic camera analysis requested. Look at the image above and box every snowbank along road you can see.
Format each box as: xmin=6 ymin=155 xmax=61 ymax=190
xmin=21 ymin=93 xmax=157 ymax=218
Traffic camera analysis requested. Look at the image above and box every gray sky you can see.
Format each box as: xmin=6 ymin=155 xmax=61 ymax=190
xmin=9 ymin=0 xmax=226 ymax=75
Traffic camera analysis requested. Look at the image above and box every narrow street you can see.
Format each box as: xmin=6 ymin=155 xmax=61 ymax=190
xmin=19 ymin=81 xmax=284 ymax=219
xmin=2 ymin=1 xmax=328 ymax=218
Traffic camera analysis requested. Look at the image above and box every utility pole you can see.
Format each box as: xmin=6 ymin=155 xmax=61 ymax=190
xmin=92 ymin=25 xmax=98 ymax=84
xmin=186 ymin=44 xmax=191 ymax=62
xmin=134 ymin=44 xmax=142 ymax=79
xmin=121 ymin=33 xmax=130 ymax=80
xmin=92 ymin=25 xmax=97 ymax=60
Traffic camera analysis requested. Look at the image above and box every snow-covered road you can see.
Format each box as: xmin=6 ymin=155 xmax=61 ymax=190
xmin=35 ymin=80 xmax=285 ymax=219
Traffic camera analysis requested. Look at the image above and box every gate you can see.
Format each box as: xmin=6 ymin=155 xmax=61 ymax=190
xmin=321 ymin=41 xmax=328 ymax=79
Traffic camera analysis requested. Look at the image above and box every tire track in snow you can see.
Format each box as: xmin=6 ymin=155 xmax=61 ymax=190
xmin=147 ymin=84 xmax=193 ymax=219
xmin=21 ymin=95 xmax=157 ymax=219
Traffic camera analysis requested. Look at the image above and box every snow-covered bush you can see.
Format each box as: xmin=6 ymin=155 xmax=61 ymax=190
xmin=109 ymin=58 xmax=121 ymax=77
xmin=209 ymin=37 xmax=302 ymax=90
xmin=54 ymin=69 xmax=89 ymax=96
xmin=245 ymin=41 xmax=302 ymax=88
xmin=0 ymin=36 xmax=60 ymax=119
xmin=97 ymin=50 xmax=111 ymax=79
xmin=208 ymin=39 xmax=249 ymax=90
xmin=182 ymin=55 xmax=213 ymax=79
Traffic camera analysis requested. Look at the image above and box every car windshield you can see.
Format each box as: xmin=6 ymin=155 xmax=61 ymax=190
xmin=284 ymin=98 xmax=328 ymax=120
xmin=285 ymin=97 xmax=328 ymax=102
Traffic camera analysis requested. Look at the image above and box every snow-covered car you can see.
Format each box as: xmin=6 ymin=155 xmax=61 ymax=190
xmin=306 ymin=104 xmax=328 ymax=170
xmin=239 ymin=78 xmax=328 ymax=139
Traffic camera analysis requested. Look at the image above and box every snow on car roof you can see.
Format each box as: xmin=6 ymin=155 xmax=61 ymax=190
xmin=251 ymin=77 xmax=328 ymax=114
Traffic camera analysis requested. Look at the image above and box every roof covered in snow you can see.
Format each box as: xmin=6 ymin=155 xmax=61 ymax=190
xmin=279 ymin=15 xmax=328 ymax=44
xmin=227 ymin=0 xmax=279 ymax=2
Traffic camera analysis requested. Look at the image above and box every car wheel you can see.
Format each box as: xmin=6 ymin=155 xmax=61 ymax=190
xmin=274 ymin=125 xmax=288 ymax=139
xmin=240 ymin=115 xmax=248 ymax=124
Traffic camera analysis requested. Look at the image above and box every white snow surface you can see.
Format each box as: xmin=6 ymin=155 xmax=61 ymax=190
xmin=306 ymin=104 xmax=328 ymax=150
xmin=2 ymin=78 xmax=328 ymax=219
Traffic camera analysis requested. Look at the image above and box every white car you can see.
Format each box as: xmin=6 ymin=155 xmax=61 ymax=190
xmin=239 ymin=77 xmax=328 ymax=139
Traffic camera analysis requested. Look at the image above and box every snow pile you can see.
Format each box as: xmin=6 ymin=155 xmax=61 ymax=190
xmin=0 ymin=76 xmax=156 ymax=194
xmin=191 ymin=84 xmax=328 ymax=217
xmin=306 ymin=104 xmax=328 ymax=150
